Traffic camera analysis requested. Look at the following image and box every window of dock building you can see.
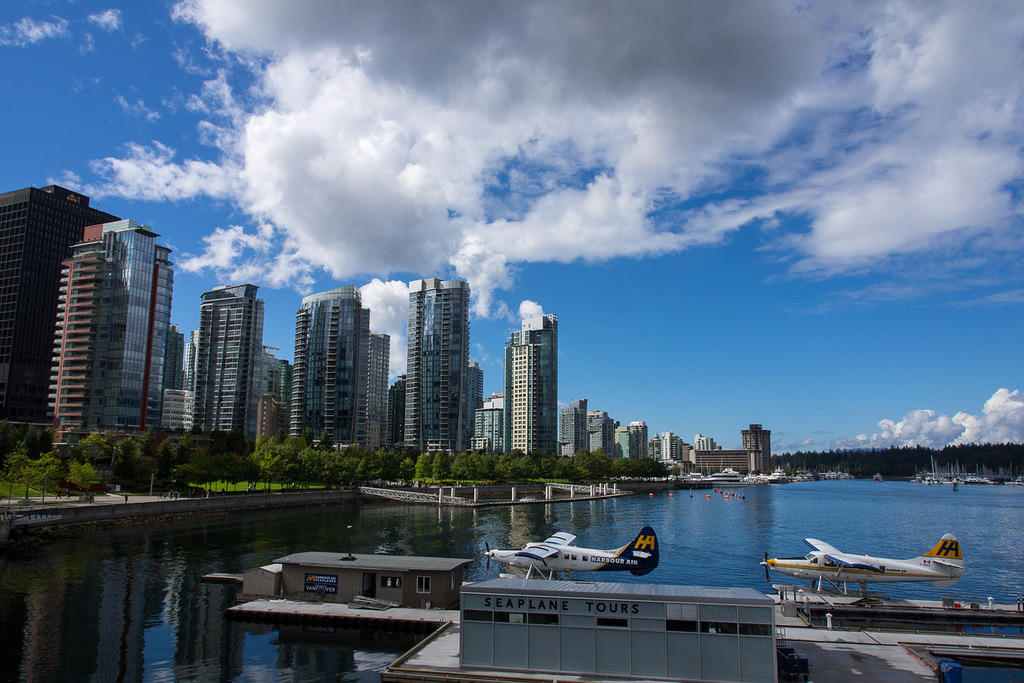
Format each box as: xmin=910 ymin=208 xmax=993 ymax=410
xmin=596 ymin=617 xmax=628 ymax=628
xmin=416 ymin=576 xmax=431 ymax=593
xmin=464 ymin=610 xmax=492 ymax=622
xmin=493 ymin=611 xmax=526 ymax=624
xmin=528 ymin=613 xmax=559 ymax=625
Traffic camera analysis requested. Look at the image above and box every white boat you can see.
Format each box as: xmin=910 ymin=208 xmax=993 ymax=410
xmin=766 ymin=468 xmax=789 ymax=484
xmin=708 ymin=468 xmax=746 ymax=486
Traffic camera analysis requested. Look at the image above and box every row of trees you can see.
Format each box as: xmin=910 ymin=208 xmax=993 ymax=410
xmin=0 ymin=421 xmax=670 ymax=495
xmin=773 ymin=443 xmax=1024 ymax=477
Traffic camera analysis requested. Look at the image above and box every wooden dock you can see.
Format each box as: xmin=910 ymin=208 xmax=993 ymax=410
xmin=201 ymin=572 xmax=243 ymax=586
xmin=227 ymin=598 xmax=458 ymax=632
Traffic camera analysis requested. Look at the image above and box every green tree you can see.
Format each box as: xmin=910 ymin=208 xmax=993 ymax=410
xmin=451 ymin=452 xmax=475 ymax=480
xmin=414 ymin=453 xmax=432 ymax=480
xmin=31 ymin=451 xmax=65 ymax=500
xmin=431 ymin=452 xmax=450 ymax=481
xmin=67 ymin=460 xmax=100 ymax=492
xmin=79 ymin=432 xmax=114 ymax=465
xmin=399 ymin=457 xmax=416 ymax=481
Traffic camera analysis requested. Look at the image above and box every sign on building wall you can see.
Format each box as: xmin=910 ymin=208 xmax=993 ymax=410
xmin=304 ymin=573 xmax=338 ymax=594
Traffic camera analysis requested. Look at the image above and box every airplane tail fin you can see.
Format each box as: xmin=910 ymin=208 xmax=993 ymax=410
xmin=621 ymin=526 xmax=659 ymax=576
xmin=920 ymin=533 xmax=964 ymax=586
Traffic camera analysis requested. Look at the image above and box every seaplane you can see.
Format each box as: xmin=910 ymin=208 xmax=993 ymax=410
xmin=761 ymin=534 xmax=964 ymax=594
xmin=484 ymin=526 xmax=659 ymax=579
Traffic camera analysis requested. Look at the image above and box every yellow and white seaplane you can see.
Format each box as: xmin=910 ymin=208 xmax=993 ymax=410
xmin=761 ymin=534 xmax=964 ymax=593
xmin=485 ymin=526 xmax=659 ymax=579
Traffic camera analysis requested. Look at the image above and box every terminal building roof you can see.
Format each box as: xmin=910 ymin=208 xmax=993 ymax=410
xmin=463 ymin=577 xmax=771 ymax=604
xmin=274 ymin=552 xmax=474 ymax=572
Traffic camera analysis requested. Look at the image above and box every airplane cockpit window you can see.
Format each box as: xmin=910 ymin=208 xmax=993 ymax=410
xmin=823 ymin=557 xmax=837 ymax=567
xmin=805 ymin=553 xmax=815 ymax=561
xmin=809 ymin=557 xmax=818 ymax=565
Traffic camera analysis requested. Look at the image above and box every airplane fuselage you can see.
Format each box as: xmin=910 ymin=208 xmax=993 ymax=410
xmin=488 ymin=544 xmax=652 ymax=573
xmin=766 ymin=551 xmax=962 ymax=584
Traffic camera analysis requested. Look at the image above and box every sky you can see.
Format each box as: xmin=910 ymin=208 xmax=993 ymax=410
xmin=2 ymin=0 xmax=1023 ymax=453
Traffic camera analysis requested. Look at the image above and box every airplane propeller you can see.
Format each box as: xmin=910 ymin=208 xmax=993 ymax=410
xmin=763 ymin=552 xmax=771 ymax=582
xmin=485 ymin=541 xmax=491 ymax=571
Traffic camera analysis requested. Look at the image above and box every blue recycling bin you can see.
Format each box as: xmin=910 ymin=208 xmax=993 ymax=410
xmin=939 ymin=661 xmax=963 ymax=683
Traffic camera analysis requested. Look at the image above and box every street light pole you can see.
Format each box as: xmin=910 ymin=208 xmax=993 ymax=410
xmin=149 ymin=472 xmax=155 ymax=497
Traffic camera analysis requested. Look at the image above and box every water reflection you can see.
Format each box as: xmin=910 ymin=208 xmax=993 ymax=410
xmin=1 ymin=481 xmax=1022 ymax=680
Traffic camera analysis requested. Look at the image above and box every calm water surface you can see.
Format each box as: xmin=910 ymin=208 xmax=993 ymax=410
xmin=1 ymin=480 xmax=1022 ymax=681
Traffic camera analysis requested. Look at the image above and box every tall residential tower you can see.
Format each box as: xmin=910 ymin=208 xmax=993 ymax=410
xmin=504 ymin=313 xmax=558 ymax=454
xmin=50 ymin=220 xmax=173 ymax=436
xmin=404 ymin=278 xmax=470 ymax=453
xmin=291 ymin=286 xmax=370 ymax=445
xmin=193 ymin=284 xmax=264 ymax=438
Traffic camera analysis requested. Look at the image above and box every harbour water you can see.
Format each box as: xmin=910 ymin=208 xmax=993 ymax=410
xmin=1 ymin=479 xmax=1022 ymax=680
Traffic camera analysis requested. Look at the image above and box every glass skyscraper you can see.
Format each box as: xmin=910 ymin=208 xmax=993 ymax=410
xmin=404 ymin=278 xmax=470 ymax=453
xmin=194 ymin=284 xmax=264 ymax=438
xmin=291 ymin=286 xmax=370 ymax=445
xmin=50 ymin=220 xmax=173 ymax=437
xmin=504 ymin=314 xmax=558 ymax=454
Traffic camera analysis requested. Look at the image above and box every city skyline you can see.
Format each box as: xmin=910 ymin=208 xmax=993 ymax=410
xmin=2 ymin=2 xmax=1023 ymax=451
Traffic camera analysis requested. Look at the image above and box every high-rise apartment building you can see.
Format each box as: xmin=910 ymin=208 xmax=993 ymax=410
xmin=587 ymin=410 xmax=617 ymax=454
xmin=291 ymin=286 xmax=370 ymax=445
xmin=163 ymin=324 xmax=184 ymax=392
xmin=559 ymin=398 xmax=589 ymax=456
xmin=387 ymin=375 xmax=406 ymax=447
xmin=465 ymin=361 xmax=483 ymax=449
xmin=194 ymin=284 xmax=264 ymax=438
xmin=653 ymin=431 xmax=688 ymax=463
xmin=473 ymin=392 xmax=504 ymax=453
xmin=366 ymin=333 xmax=390 ymax=449
xmin=614 ymin=420 xmax=648 ymax=459
xmin=183 ymin=329 xmax=198 ymax=393
xmin=404 ymin=279 xmax=470 ymax=453
xmin=741 ymin=423 xmax=771 ymax=473
xmin=161 ymin=389 xmax=194 ymax=432
xmin=50 ymin=220 xmax=173 ymax=436
xmin=504 ymin=314 xmax=558 ymax=454
xmin=694 ymin=433 xmax=717 ymax=451
xmin=0 ymin=185 xmax=119 ymax=423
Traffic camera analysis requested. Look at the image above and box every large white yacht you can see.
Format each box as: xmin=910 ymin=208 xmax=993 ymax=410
xmin=707 ymin=468 xmax=746 ymax=486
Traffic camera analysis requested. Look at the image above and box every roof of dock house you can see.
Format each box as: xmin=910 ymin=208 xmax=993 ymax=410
xmin=273 ymin=552 xmax=475 ymax=572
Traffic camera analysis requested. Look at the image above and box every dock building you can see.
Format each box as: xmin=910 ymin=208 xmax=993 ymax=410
xmin=456 ymin=578 xmax=776 ymax=681
xmin=243 ymin=552 xmax=474 ymax=610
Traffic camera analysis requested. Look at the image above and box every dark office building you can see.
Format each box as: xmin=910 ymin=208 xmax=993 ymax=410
xmin=163 ymin=324 xmax=185 ymax=392
xmin=0 ymin=185 xmax=119 ymax=424
xmin=387 ymin=375 xmax=406 ymax=447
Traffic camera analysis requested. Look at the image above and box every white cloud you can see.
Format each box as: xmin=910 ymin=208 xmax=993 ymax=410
xmin=517 ymin=300 xmax=545 ymax=320
xmin=116 ymin=95 xmax=161 ymax=122
xmin=87 ymin=9 xmax=123 ymax=32
xmin=87 ymin=141 xmax=235 ymax=201
xmin=358 ymin=279 xmax=412 ymax=379
xmin=0 ymin=17 xmax=69 ymax=46
xmin=85 ymin=1 xmax=1024 ymax=313
xmin=834 ymin=388 xmax=1024 ymax=449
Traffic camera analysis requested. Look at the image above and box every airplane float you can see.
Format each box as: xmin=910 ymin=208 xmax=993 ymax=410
xmin=761 ymin=533 xmax=964 ymax=594
xmin=485 ymin=526 xmax=659 ymax=579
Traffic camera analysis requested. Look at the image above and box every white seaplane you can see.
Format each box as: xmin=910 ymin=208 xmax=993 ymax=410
xmin=761 ymin=534 xmax=964 ymax=593
xmin=485 ymin=526 xmax=659 ymax=579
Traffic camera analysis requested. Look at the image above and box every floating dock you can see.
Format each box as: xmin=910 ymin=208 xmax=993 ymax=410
xmin=228 ymin=598 xmax=456 ymax=633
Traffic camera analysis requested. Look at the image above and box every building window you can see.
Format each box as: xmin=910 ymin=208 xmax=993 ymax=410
xmin=416 ymin=575 xmax=431 ymax=593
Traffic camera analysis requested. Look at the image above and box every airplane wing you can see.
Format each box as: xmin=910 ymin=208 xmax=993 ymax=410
xmin=805 ymin=539 xmax=884 ymax=572
xmin=543 ymin=532 xmax=577 ymax=546
xmin=516 ymin=543 xmax=561 ymax=563
xmin=804 ymin=538 xmax=842 ymax=555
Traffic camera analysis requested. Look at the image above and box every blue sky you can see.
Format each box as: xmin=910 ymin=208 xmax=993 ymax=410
xmin=3 ymin=1 xmax=1023 ymax=452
